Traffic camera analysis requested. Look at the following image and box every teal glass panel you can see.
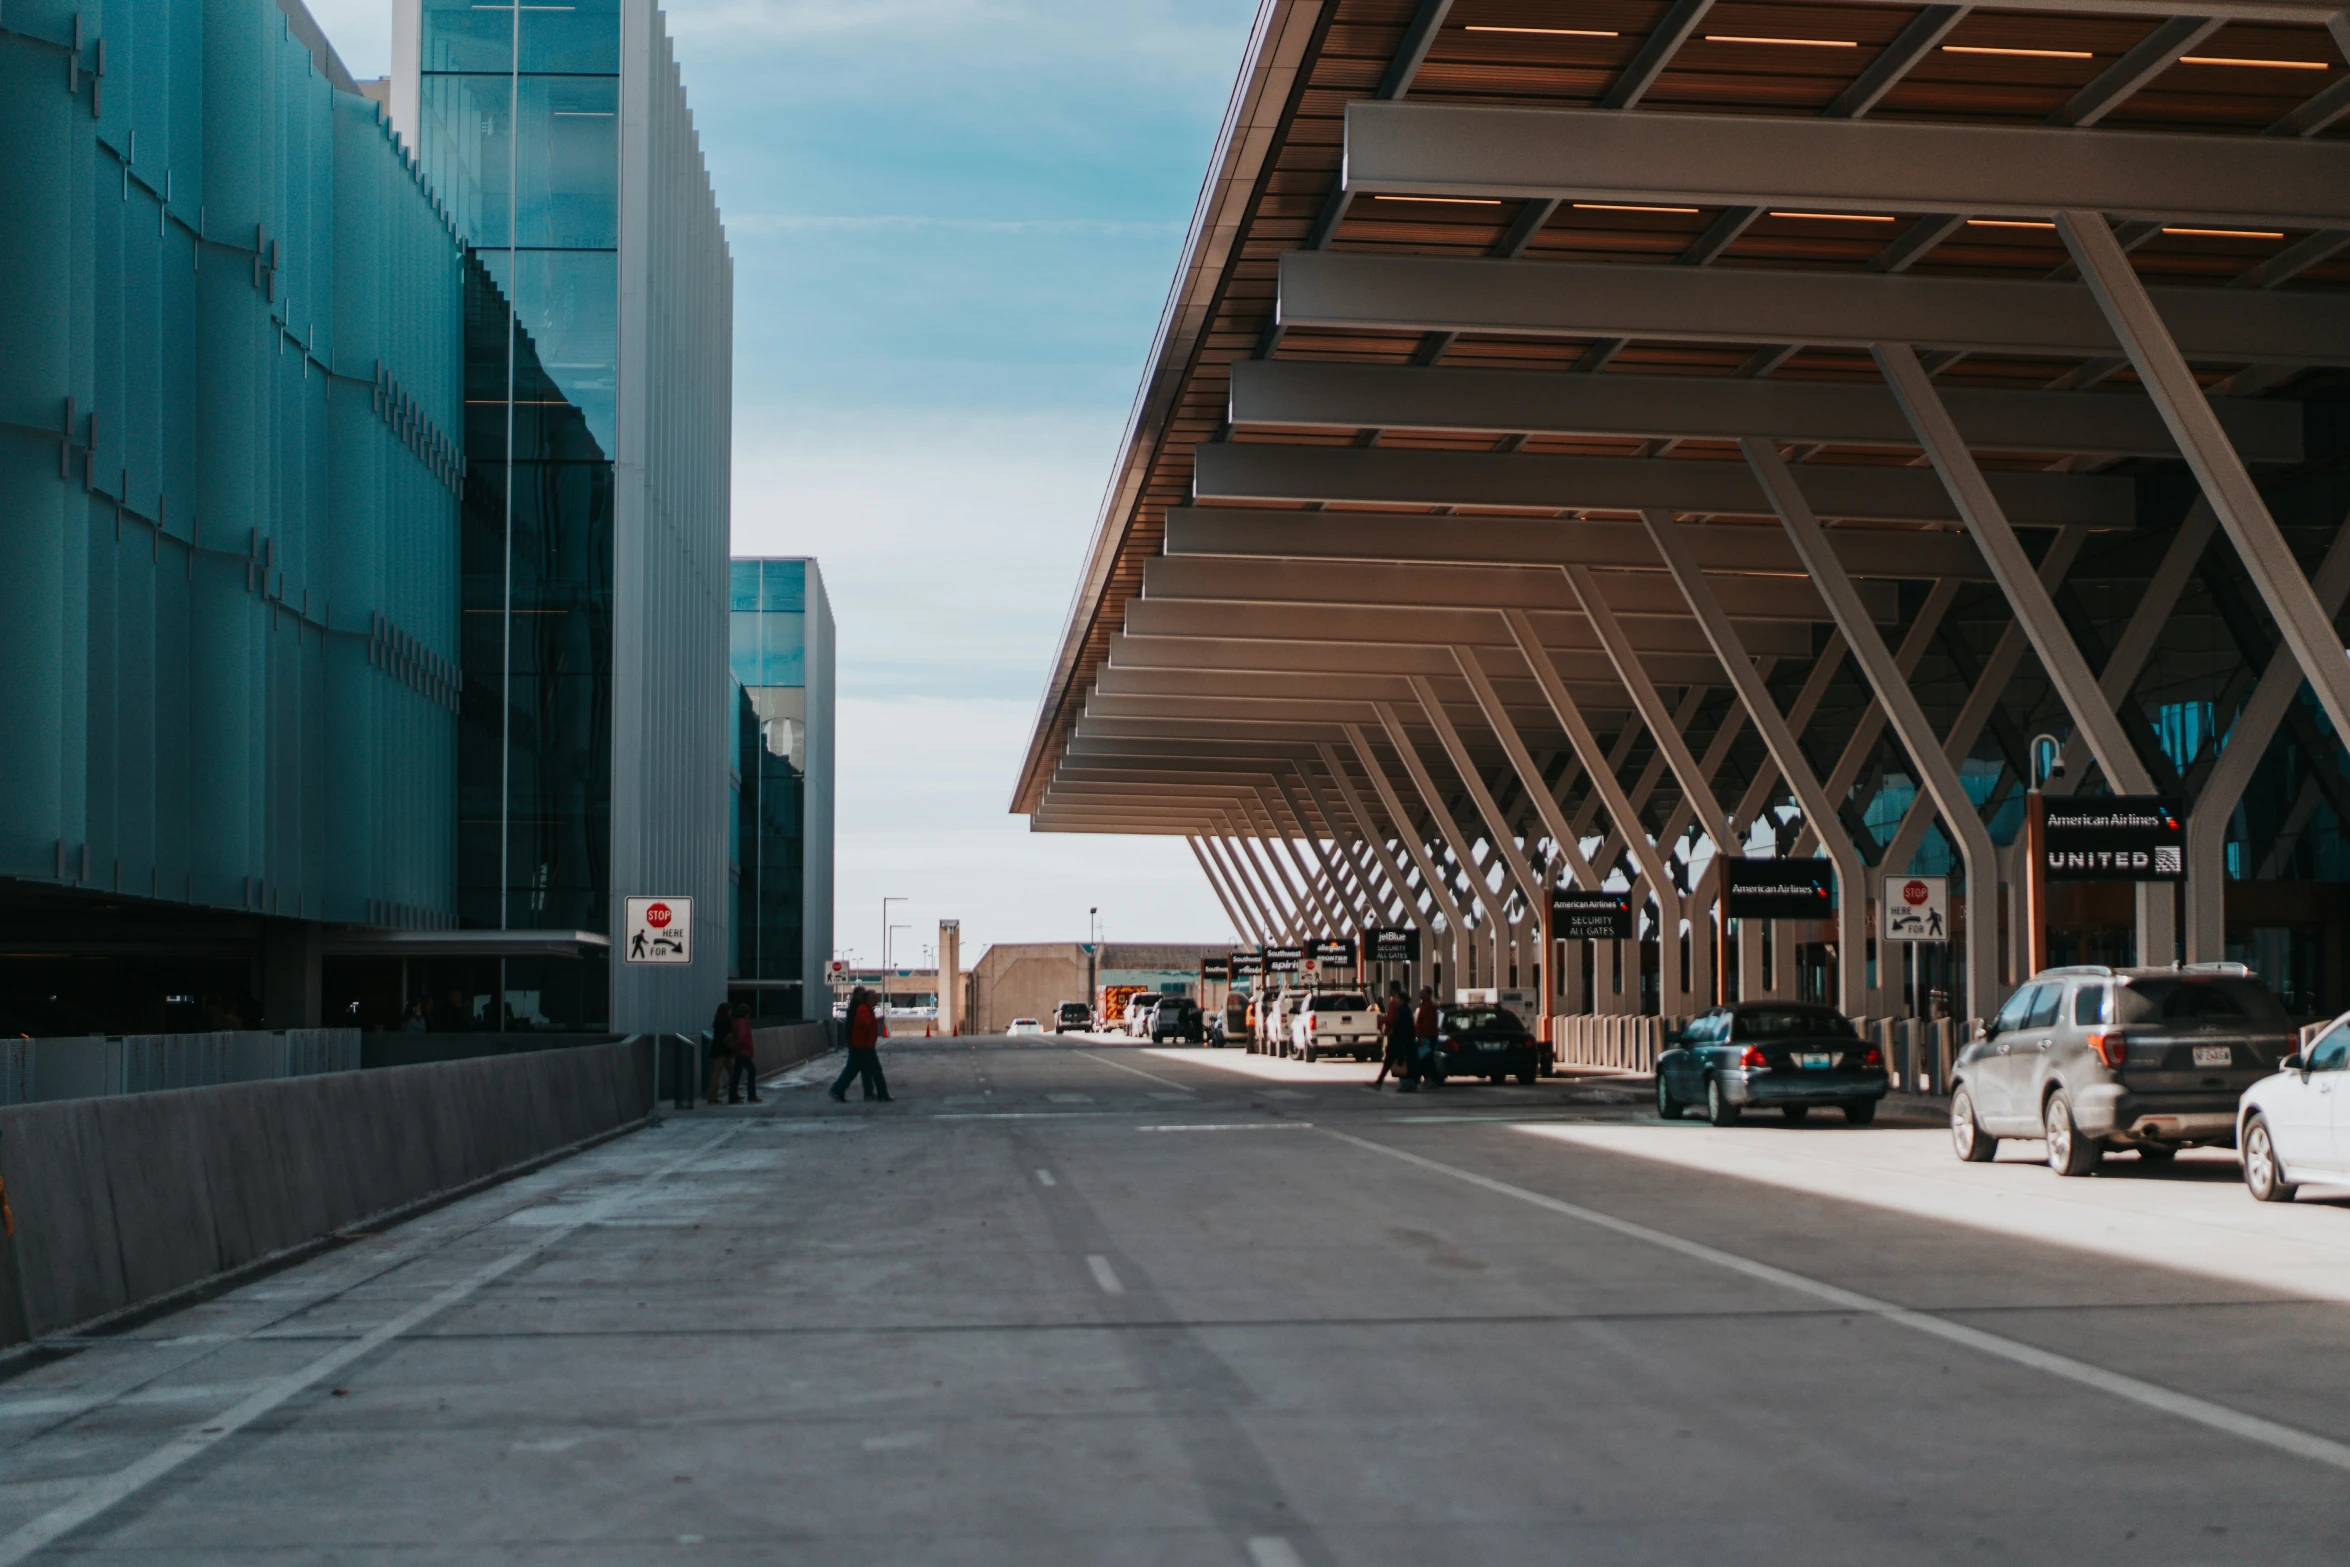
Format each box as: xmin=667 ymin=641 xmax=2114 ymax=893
xmin=417 ymin=74 xmax=517 ymax=248
xmin=730 ymin=562 xmax=760 ymax=611
xmin=421 ymin=0 xmax=513 ymax=73
xmin=517 ymin=0 xmax=622 ymax=74
xmin=485 ymin=248 xmax=617 ymax=457
xmin=760 ymin=613 xmax=806 ymax=687
xmin=760 ymin=561 xmax=805 ymax=612
xmin=729 ymin=611 xmax=760 ymax=688
xmin=514 ymin=76 xmax=618 ymax=249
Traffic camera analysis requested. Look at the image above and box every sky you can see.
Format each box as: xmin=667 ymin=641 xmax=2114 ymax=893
xmin=311 ymin=0 xmax=1261 ymax=969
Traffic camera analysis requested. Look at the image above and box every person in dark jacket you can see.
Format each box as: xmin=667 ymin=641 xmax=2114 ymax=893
xmin=707 ymin=1000 xmax=736 ymax=1104
xmin=727 ymin=1002 xmax=761 ymax=1104
xmin=1413 ymin=987 xmax=1443 ymax=1091
xmin=831 ymin=988 xmax=892 ymax=1102
xmin=1372 ymin=982 xmax=1415 ymax=1092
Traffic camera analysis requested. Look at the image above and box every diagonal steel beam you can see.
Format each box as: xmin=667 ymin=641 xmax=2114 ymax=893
xmin=1748 ymin=438 xmax=2001 ymax=1021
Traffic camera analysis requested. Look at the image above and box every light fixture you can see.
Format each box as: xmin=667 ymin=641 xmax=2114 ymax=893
xmin=1466 ymin=25 xmax=1618 ymax=37
xmin=1705 ymin=34 xmax=1858 ymax=48
xmin=2179 ymin=55 xmax=2329 ymax=69
xmin=1371 ymin=194 xmax=1505 ymax=206
xmin=1573 ymin=202 xmax=1702 ymax=214
xmin=2162 ymin=226 xmax=2287 ymax=239
xmin=1966 ymin=218 xmax=2058 ymax=229
xmin=1942 ymin=44 xmax=2093 ymax=59
xmin=1769 ymin=210 xmax=1897 ymax=222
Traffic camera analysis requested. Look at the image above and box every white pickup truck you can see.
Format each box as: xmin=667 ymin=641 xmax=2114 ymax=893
xmin=1290 ymin=992 xmax=1379 ymax=1062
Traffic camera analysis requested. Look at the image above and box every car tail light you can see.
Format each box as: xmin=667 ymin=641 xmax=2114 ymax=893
xmin=1739 ymin=1046 xmax=1768 ymax=1069
xmin=1861 ymin=1045 xmax=1882 ymax=1068
xmin=2086 ymin=1030 xmax=2127 ymax=1068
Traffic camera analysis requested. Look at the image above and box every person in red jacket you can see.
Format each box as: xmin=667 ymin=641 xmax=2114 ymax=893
xmin=830 ymin=987 xmax=893 ymax=1102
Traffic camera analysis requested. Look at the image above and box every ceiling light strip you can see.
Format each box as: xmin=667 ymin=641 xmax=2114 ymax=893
xmin=1706 ymin=34 xmax=1858 ymax=47
xmin=1573 ymin=202 xmax=1702 ymax=215
xmin=1942 ymin=45 xmax=2093 ymax=59
xmin=1770 ymin=210 xmax=1897 ymax=222
xmin=2178 ymin=55 xmax=2329 ymax=69
xmin=1465 ymin=25 xmax=1619 ymax=37
xmin=2162 ymin=226 xmax=2287 ymax=239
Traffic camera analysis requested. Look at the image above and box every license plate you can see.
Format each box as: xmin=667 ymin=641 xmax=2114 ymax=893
xmin=1478 ymin=1041 xmax=1511 ymax=1052
xmin=1796 ymin=1052 xmax=1833 ymax=1070
xmin=2193 ymin=1045 xmax=2233 ymax=1069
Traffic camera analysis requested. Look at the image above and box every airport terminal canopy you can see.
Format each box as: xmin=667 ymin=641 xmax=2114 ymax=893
xmin=1015 ymin=0 xmax=2350 ymax=1026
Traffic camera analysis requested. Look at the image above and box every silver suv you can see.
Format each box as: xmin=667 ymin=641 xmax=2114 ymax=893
xmin=1950 ymin=964 xmax=2298 ymax=1175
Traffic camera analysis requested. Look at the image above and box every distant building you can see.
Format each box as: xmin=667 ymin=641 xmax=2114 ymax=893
xmin=968 ymin=943 xmax=1233 ymax=1035
xmin=730 ymin=559 xmax=836 ymax=1021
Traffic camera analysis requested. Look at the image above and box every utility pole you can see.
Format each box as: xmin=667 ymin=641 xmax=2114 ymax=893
xmin=1087 ymin=906 xmax=1099 ymax=1026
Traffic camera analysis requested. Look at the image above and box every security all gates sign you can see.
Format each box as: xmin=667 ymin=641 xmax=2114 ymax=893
xmin=1551 ymin=890 xmax=1634 ymax=941
xmin=1360 ymin=926 xmax=1420 ymax=964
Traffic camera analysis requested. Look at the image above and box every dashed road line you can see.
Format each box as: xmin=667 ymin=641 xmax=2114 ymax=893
xmin=1085 ymin=1255 xmax=1125 ymax=1296
xmin=1075 ymin=1051 xmax=1198 ymax=1094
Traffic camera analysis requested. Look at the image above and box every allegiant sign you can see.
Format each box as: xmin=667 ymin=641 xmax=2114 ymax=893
xmin=2043 ymin=798 xmax=2185 ymax=882
xmin=1309 ymin=937 xmax=1356 ymax=966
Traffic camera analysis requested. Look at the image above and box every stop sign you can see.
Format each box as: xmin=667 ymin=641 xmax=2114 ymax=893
xmin=1902 ymin=879 xmax=1930 ymax=907
xmin=645 ymin=902 xmax=673 ymax=929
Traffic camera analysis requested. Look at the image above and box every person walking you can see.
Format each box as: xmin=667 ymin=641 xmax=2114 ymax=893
xmin=831 ymin=987 xmax=893 ymax=1102
xmin=706 ymin=999 xmax=735 ymax=1105
xmin=727 ymin=1001 xmax=761 ymax=1103
xmin=1413 ymin=986 xmax=1444 ymax=1091
xmin=1371 ymin=981 xmax=1414 ymax=1091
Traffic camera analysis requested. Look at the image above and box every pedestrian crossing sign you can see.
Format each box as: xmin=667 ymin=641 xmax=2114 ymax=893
xmin=1881 ymin=876 xmax=1948 ymax=943
xmin=623 ymin=896 xmax=693 ymax=964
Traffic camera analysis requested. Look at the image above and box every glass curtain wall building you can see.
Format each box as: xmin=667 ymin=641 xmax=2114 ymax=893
xmin=0 ymin=0 xmax=465 ymax=1030
xmin=729 ymin=560 xmax=836 ymax=1021
xmin=395 ymin=0 xmax=732 ymax=1032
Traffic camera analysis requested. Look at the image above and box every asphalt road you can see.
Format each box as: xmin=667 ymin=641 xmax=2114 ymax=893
xmin=6 ymin=1035 xmax=2350 ymax=1564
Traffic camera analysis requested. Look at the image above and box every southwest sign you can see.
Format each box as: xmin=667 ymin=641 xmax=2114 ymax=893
xmin=2043 ymin=797 xmax=2185 ymax=882
xmin=1200 ymin=955 xmax=1231 ymax=982
xmin=1723 ymin=859 xmax=1835 ymax=920
xmin=1265 ymin=945 xmax=1305 ymax=973
xmin=1551 ymin=890 xmax=1634 ymax=941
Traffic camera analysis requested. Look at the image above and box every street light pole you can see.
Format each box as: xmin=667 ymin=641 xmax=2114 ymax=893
xmin=881 ymin=896 xmax=905 ymax=971
xmin=2025 ymin=734 xmax=2064 ymax=982
xmin=1087 ymin=906 xmax=1099 ymax=1028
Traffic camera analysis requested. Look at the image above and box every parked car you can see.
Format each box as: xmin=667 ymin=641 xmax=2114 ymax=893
xmin=1657 ymin=1003 xmax=1886 ymax=1126
xmin=1258 ymin=990 xmax=1302 ymax=1052
xmin=1210 ymin=992 xmax=1251 ymax=1048
xmin=1053 ymin=1001 xmax=1092 ymax=1034
xmin=1951 ymin=964 xmax=2296 ymax=1175
xmin=1006 ymin=1018 xmax=1043 ymax=1036
xmin=1151 ymin=996 xmax=1205 ymax=1044
xmin=1291 ymin=992 xmax=1378 ymax=1062
xmin=2240 ymin=1010 xmax=2350 ymax=1201
xmin=1123 ymin=995 xmax=1159 ymax=1037
xmin=1431 ymin=1004 xmax=1541 ymax=1085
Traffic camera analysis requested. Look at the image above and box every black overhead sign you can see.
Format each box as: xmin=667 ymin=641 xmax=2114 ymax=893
xmin=1361 ymin=926 xmax=1420 ymax=964
xmin=1309 ymin=937 xmax=1356 ymax=966
xmin=1200 ymin=955 xmax=1231 ymax=981
xmin=1724 ymin=859 xmax=1837 ymax=920
xmin=1264 ymin=944 xmax=1305 ymax=973
xmin=1551 ymin=890 xmax=1634 ymax=941
xmin=1229 ymin=950 xmax=1265 ymax=976
xmin=2044 ymin=797 xmax=2185 ymax=883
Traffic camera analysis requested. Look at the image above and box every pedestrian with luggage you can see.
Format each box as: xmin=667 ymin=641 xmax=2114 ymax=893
xmin=1414 ymin=987 xmax=1444 ymax=1091
xmin=831 ymin=987 xmax=893 ymax=1103
xmin=1371 ymin=982 xmax=1415 ymax=1092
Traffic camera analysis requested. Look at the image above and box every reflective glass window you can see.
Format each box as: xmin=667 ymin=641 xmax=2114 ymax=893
xmin=760 ymin=614 xmax=806 ymax=686
xmin=517 ymin=0 xmax=621 ymax=73
xmin=730 ymin=563 xmax=760 ymax=612
xmin=761 ymin=561 xmax=806 ymax=612
xmin=729 ymin=612 xmax=759 ymax=688
xmin=485 ymin=248 xmax=617 ymax=456
xmin=421 ymin=0 xmax=513 ymax=72
xmin=417 ymin=74 xmax=517 ymax=247
xmin=514 ymin=76 xmax=618 ymax=248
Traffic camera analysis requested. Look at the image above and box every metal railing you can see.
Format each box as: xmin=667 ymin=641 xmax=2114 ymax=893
xmin=0 ymin=1030 xmax=362 ymax=1106
xmin=1548 ymin=1014 xmax=1972 ymax=1096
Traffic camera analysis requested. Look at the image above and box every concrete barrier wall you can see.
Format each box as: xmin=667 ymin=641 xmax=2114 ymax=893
xmin=0 ymin=1038 xmax=654 ymax=1344
xmin=750 ymin=1022 xmax=833 ymax=1078
xmin=6 ymin=1030 xmax=364 ymax=1105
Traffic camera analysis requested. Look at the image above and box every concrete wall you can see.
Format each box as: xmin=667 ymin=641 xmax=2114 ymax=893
xmin=748 ymin=1022 xmax=832 ymax=1077
xmin=969 ymin=944 xmax=1086 ymax=1035
xmin=0 ymin=1038 xmax=653 ymax=1344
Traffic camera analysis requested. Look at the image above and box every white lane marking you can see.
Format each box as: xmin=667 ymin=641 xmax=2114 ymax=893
xmin=1137 ymin=1123 xmax=1315 ymax=1134
xmin=0 ymin=1124 xmax=747 ymax=1567
xmin=1247 ymin=1537 xmax=1305 ymax=1567
xmin=1322 ymin=1126 xmax=2350 ymax=1476
xmin=1075 ymin=1051 xmax=1198 ymax=1094
xmin=1086 ymin=1255 xmax=1126 ymax=1296
xmin=1035 ymin=1169 xmax=1057 ymax=1187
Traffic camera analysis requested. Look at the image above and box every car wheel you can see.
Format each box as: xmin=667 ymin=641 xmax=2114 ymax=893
xmin=1706 ymin=1076 xmax=1742 ymax=1127
xmin=1950 ymin=1086 xmax=1996 ymax=1163
xmin=1656 ymin=1075 xmax=1683 ymax=1121
xmin=1781 ymin=1106 xmax=1810 ymax=1125
xmin=2044 ymin=1090 xmax=2102 ymax=1177
xmin=1302 ymin=1041 xmax=1318 ymax=1064
xmin=1515 ymin=1069 xmax=1538 ymax=1086
xmin=1841 ymin=1099 xmax=1877 ymax=1126
xmin=2242 ymin=1115 xmax=2296 ymax=1203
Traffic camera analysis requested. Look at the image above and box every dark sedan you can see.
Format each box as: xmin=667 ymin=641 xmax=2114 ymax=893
xmin=1150 ymin=996 xmax=1205 ymax=1045
xmin=1656 ymin=1004 xmax=1887 ymax=1126
xmin=1431 ymin=1005 xmax=1542 ymax=1086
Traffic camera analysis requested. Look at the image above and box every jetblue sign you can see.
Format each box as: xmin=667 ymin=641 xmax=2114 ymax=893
xmin=2044 ymin=798 xmax=2185 ymax=883
xmin=1361 ymin=927 xmax=1420 ymax=964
